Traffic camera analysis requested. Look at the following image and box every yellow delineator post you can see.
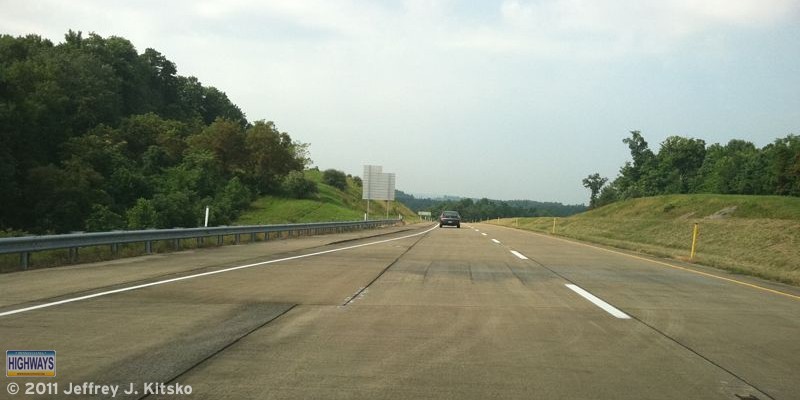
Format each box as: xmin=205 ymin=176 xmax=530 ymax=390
xmin=690 ymin=223 xmax=699 ymax=260
xmin=552 ymin=218 xmax=556 ymax=234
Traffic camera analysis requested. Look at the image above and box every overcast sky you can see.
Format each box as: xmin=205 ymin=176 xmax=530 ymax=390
xmin=3 ymin=1 xmax=799 ymax=204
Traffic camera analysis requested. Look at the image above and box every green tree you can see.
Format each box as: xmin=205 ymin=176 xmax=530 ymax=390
xmin=244 ymin=121 xmax=305 ymax=193
xmin=655 ymin=136 xmax=706 ymax=194
xmin=25 ymin=160 xmax=108 ymax=233
xmin=762 ymin=135 xmax=800 ymax=196
xmin=323 ymin=169 xmax=348 ymax=190
xmin=0 ymin=145 xmax=19 ymax=228
xmin=582 ymin=173 xmax=608 ymax=209
xmin=596 ymin=181 xmax=620 ymax=207
xmin=616 ymin=131 xmax=656 ymax=198
xmin=85 ymin=204 xmax=125 ymax=232
xmin=694 ymin=140 xmax=760 ymax=194
xmin=139 ymin=48 xmax=179 ymax=117
xmin=187 ymin=118 xmax=246 ymax=176
xmin=283 ymin=171 xmax=318 ymax=199
xmin=152 ymin=190 xmax=197 ymax=228
xmin=127 ymin=198 xmax=158 ymax=229
xmin=212 ymin=177 xmax=253 ymax=224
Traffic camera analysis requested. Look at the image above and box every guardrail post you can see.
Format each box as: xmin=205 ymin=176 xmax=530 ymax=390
xmin=145 ymin=241 xmax=152 ymax=254
xmin=173 ymin=239 xmax=180 ymax=250
xmin=20 ymin=252 xmax=30 ymax=269
xmin=111 ymin=243 xmax=119 ymax=255
xmin=235 ymin=234 xmax=241 ymax=244
xmin=217 ymin=235 xmax=223 ymax=245
xmin=69 ymin=247 xmax=78 ymax=263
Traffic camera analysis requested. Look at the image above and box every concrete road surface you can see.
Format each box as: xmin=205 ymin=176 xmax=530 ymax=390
xmin=1 ymin=223 xmax=798 ymax=400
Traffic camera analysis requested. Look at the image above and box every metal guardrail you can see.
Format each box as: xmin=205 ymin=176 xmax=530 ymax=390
xmin=0 ymin=219 xmax=401 ymax=269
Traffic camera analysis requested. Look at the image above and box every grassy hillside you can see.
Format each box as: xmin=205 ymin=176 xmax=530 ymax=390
xmin=236 ymin=170 xmax=419 ymax=225
xmin=490 ymin=194 xmax=800 ymax=286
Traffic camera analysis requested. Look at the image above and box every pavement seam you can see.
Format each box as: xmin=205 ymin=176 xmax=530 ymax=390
xmin=324 ymin=228 xmax=414 ymax=245
xmin=341 ymin=226 xmax=434 ymax=306
xmin=138 ymin=304 xmax=298 ymax=400
xmin=468 ymin=263 xmax=475 ymax=284
xmin=504 ymin=263 xmax=528 ymax=286
xmin=627 ymin=313 xmax=776 ymax=400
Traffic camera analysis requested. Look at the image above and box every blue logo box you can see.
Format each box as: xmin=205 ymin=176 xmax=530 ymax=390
xmin=6 ymin=350 xmax=56 ymax=377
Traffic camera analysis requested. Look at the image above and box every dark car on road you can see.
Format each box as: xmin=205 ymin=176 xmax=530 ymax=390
xmin=439 ymin=211 xmax=461 ymax=228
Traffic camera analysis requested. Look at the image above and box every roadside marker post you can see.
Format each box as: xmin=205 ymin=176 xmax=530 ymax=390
xmin=690 ymin=223 xmax=699 ymax=260
xmin=552 ymin=218 xmax=556 ymax=234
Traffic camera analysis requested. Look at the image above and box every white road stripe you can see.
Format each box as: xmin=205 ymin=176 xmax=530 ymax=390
xmin=565 ymin=284 xmax=630 ymax=319
xmin=481 ymin=233 xmax=487 ymax=236
xmin=510 ymin=250 xmax=528 ymax=260
xmin=491 ymin=239 xmax=501 ymax=244
xmin=0 ymin=225 xmax=440 ymax=318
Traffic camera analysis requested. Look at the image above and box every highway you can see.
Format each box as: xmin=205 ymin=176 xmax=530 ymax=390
xmin=1 ymin=223 xmax=799 ymax=400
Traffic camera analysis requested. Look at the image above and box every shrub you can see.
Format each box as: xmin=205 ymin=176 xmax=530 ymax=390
xmin=283 ymin=171 xmax=318 ymax=198
xmin=85 ymin=204 xmax=126 ymax=232
xmin=126 ymin=198 xmax=158 ymax=229
xmin=322 ymin=169 xmax=348 ymax=190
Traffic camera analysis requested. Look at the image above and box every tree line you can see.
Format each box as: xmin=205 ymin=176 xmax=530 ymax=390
xmin=584 ymin=131 xmax=800 ymax=208
xmin=0 ymin=31 xmax=310 ymax=233
xmin=396 ymin=191 xmax=586 ymax=220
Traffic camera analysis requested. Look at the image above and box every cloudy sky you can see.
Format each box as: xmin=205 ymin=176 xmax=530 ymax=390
xmin=3 ymin=1 xmax=799 ymax=204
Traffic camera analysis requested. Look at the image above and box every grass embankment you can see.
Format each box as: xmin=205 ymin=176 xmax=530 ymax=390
xmin=236 ymin=169 xmax=419 ymax=224
xmin=489 ymin=194 xmax=800 ymax=286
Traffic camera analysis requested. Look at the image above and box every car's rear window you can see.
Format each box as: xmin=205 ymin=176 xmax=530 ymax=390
xmin=443 ymin=211 xmax=460 ymax=217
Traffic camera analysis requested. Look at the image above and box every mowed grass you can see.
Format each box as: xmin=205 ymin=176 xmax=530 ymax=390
xmin=236 ymin=169 xmax=419 ymax=225
xmin=490 ymin=194 xmax=800 ymax=286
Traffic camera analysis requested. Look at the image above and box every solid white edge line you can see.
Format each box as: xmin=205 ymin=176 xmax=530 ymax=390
xmin=491 ymin=239 xmax=501 ymax=244
xmin=510 ymin=250 xmax=528 ymax=260
xmin=0 ymin=224 xmax=440 ymax=318
xmin=565 ymin=284 xmax=630 ymax=319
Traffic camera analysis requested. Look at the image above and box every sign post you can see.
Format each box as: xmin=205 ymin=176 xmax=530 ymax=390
xmin=362 ymin=165 xmax=395 ymax=220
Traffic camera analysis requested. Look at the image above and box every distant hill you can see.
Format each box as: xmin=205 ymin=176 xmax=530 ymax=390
xmin=395 ymin=190 xmax=586 ymax=219
xmin=491 ymin=194 xmax=800 ymax=286
xmin=237 ymin=170 xmax=418 ymax=224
